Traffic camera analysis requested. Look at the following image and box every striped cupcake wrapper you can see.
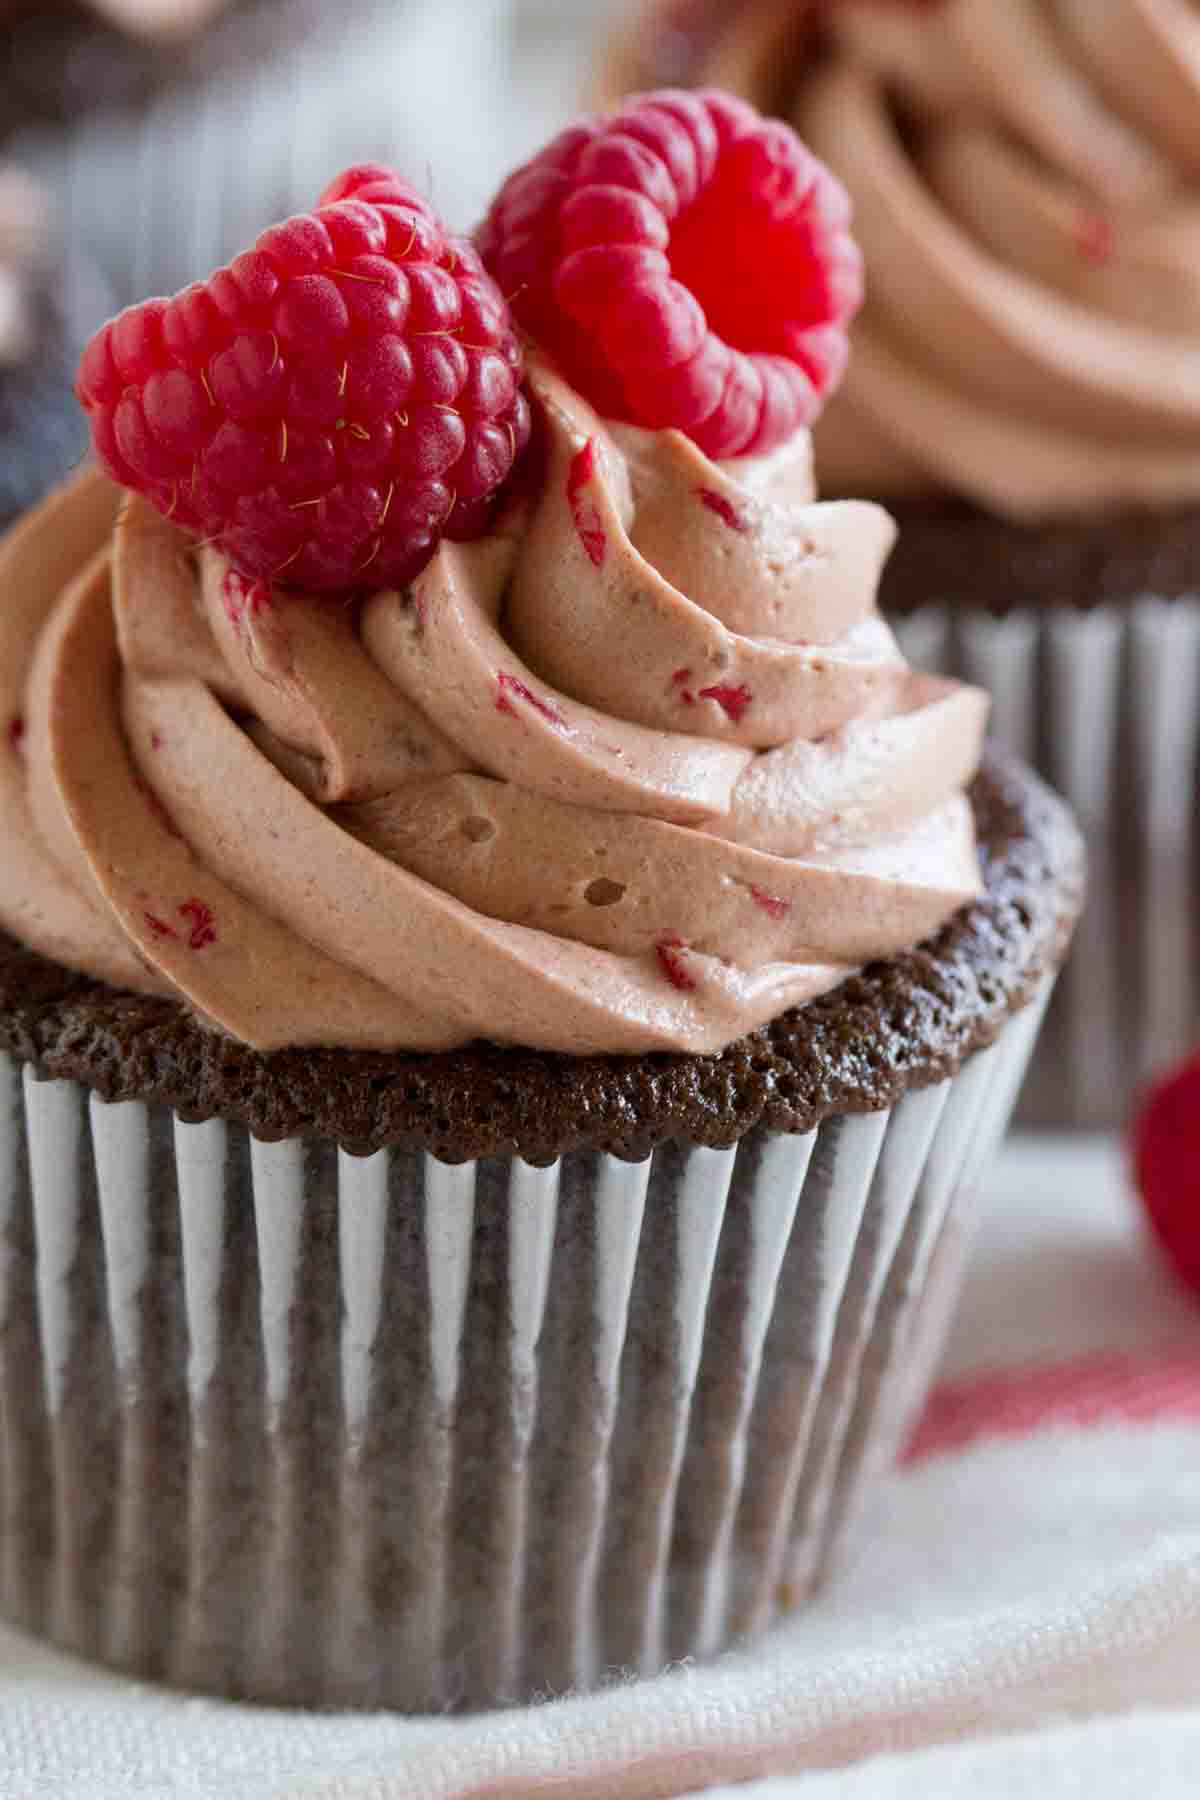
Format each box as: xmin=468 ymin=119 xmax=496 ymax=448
xmin=0 ymin=987 xmax=1046 ymax=1712
xmin=894 ymin=599 xmax=1200 ymax=1130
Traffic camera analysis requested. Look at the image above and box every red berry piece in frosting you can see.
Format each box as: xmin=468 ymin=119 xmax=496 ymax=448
xmin=76 ymin=165 xmax=531 ymax=594
xmin=495 ymin=671 xmax=570 ymax=731
xmin=141 ymin=899 xmax=216 ymax=950
xmin=222 ymin=568 xmax=270 ymax=630
xmin=698 ymin=680 xmax=752 ymax=722
xmin=477 ymin=89 xmax=862 ymax=457
xmin=698 ymin=487 xmax=747 ymax=531
xmin=749 ymin=885 xmax=791 ymax=919
xmin=566 ymin=439 xmax=607 ymax=567
xmin=1133 ymin=1051 xmax=1200 ymax=1294
xmin=180 ymin=898 xmax=218 ymax=950
xmin=657 ymin=932 xmax=698 ymax=991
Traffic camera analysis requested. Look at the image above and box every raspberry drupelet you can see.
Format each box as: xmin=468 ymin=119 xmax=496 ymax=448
xmin=76 ymin=165 xmax=531 ymax=594
xmin=477 ymin=88 xmax=863 ymax=457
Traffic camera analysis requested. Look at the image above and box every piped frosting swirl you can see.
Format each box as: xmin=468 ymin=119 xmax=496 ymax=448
xmin=803 ymin=0 xmax=1200 ymax=517
xmin=617 ymin=0 xmax=1200 ymax=520
xmin=0 ymin=360 xmax=986 ymax=1055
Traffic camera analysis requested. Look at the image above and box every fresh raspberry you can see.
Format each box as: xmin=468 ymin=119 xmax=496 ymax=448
xmin=477 ymin=89 xmax=862 ymax=457
xmin=76 ymin=164 xmax=531 ymax=594
xmin=1133 ymin=1051 xmax=1200 ymax=1295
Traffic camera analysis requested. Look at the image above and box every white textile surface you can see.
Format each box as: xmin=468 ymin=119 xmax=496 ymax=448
xmin=3 ymin=1132 xmax=1199 ymax=1799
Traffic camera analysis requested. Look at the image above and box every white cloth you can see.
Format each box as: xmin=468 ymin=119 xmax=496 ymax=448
xmin=3 ymin=1132 xmax=1200 ymax=1799
xmin=695 ymin=1715 xmax=1200 ymax=1800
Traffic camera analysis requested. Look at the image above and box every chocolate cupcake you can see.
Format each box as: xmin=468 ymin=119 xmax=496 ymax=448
xmin=0 ymin=0 xmax=328 ymax=130
xmin=599 ymin=0 xmax=1200 ymax=1128
xmin=0 ymin=101 xmax=1083 ymax=1711
xmin=16 ymin=1 xmax=545 ymax=315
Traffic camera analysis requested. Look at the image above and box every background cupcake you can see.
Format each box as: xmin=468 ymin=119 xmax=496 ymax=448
xmin=0 ymin=97 xmax=1083 ymax=1710
xmin=0 ymin=161 xmax=104 ymax=529
xmin=7 ymin=0 xmax=582 ymax=322
xmin=0 ymin=0 xmax=328 ymax=130
xmin=598 ymin=0 xmax=1200 ymax=1129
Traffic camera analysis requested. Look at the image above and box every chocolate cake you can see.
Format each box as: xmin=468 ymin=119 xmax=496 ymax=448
xmin=880 ymin=501 xmax=1200 ymax=617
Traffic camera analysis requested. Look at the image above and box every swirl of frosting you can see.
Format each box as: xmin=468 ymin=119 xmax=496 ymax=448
xmin=795 ymin=0 xmax=1200 ymax=517
xmin=0 ymin=359 xmax=986 ymax=1055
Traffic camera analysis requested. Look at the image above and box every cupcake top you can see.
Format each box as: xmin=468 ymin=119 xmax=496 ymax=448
xmin=615 ymin=0 xmax=1200 ymax=522
xmin=0 ymin=96 xmax=989 ymax=1059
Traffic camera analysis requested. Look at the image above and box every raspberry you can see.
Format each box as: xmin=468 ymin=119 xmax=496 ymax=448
xmin=76 ymin=164 xmax=531 ymax=594
xmin=477 ymin=89 xmax=862 ymax=457
xmin=1133 ymin=1051 xmax=1200 ymax=1296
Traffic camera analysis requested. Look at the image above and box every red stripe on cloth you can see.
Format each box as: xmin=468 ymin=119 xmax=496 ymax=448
xmin=904 ymin=1351 xmax=1200 ymax=1465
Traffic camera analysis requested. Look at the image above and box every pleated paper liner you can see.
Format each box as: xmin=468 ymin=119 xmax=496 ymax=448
xmin=892 ymin=599 xmax=1200 ymax=1130
xmin=0 ymin=988 xmax=1045 ymax=1714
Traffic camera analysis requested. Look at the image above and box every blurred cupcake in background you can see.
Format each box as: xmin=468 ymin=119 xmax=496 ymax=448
xmin=600 ymin=0 xmax=813 ymax=106
xmin=0 ymin=161 xmax=100 ymax=528
xmin=8 ymin=0 xmax=577 ymax=321
xmin=0 ymin=0 xmax=325 ymax=129
xmin=598 ymin=0 xmax=1200 ymax=1129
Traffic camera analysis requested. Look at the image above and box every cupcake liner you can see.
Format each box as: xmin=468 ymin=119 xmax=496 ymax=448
xmin=0 ymin=991 xmax=1046 ymax=1713
xmin=893 ymin=598 xmax=1200 ymax=1129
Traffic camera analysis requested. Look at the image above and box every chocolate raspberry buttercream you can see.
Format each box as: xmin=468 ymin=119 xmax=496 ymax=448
xmin=0 ymin=359 xmax=990 ymax=1058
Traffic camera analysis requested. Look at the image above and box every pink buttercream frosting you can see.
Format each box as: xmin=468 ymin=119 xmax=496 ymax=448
xmin=797 ymin=0 xmax=1200 ymax=517
xmin=0 ymin=359 xmax=986 ymax=1055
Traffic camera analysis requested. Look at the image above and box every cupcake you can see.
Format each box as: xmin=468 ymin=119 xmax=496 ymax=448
xmin=598 ymin=0 xmax=1200 ymax=1128
xmin=0 ymin=98 xmax=1083 ymax=1711
xmin=0 ymin=0 xmax=327 ymax=129
xmin=13 ymin=1 xmax=546 ymax=317
xmin=0 ymin=162 xmax=95 ymax=529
